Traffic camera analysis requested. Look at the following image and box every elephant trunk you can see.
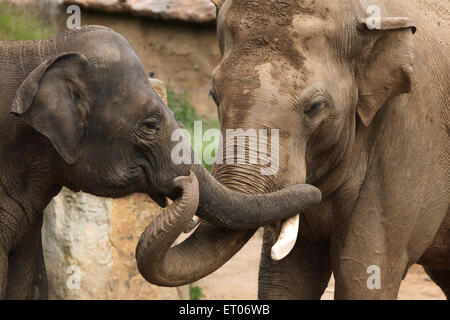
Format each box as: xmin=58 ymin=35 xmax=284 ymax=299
xmin=136 ymin=171 xmax=256 ymax=286
xmin=135 ymin=139 xmax=322 ymax=287
xmin=135 ymin=165 xmax=322 ymax=287
xmin=136 ymin=171 xmax=200 ymax=285
xmin=191 ymin=164 xmax=321 ymax=229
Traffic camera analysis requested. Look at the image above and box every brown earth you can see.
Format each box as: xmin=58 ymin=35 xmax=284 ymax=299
xmin=193 ymin=232 xmax=446 ymax=300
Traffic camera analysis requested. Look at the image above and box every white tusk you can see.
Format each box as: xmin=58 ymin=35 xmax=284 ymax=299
xmin=184 ymin=215 xmax=201 ymax=233
xmin=271 ymin=214 xmax=299 ymax=261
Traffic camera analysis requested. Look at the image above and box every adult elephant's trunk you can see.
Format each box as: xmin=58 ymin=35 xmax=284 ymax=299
xmin=137 ymin=218 xmax=255 ymax=287
xmin=136 ymin=165 xmax=321 ymax=287
xmin=137 ymin=224 xmax=256 ymax=287
xmin=191 ymin=164 xmax=321 ymax=229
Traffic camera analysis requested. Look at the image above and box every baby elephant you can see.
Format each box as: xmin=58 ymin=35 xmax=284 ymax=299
xmin=0 ymin=26 xmax=321 ymax=299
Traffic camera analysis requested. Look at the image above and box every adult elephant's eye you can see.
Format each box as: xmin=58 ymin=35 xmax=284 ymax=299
xmin=305 ymin=101 xmax=325 ymax=114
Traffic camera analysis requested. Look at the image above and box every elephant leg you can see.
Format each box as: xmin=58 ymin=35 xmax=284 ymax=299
xmin=331 ymin=217 xmax=408 ymax=299
xmin=332 ymin=257 xmax=406 ymax=299
xmin=258 ymin=229 xmax=331 ymax=300
xmin=6 ymin=224 xmax=48 ymax=300
xmin=423 ymin=267 xmax=450 ymax=299
xmin=0 ymin=250 xmax=7 ymax=299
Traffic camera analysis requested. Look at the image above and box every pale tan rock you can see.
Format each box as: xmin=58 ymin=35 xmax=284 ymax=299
xmin=64 ymin=0 xmax=217 ymax=23
xmin=107 ymin=194 xmax=188 ymax=300
xmin=150 ymin=78 xmax=168 ymax=103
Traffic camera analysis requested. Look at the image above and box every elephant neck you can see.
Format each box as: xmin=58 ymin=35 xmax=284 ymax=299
xmin=0 ymin=167 xmax=62 ymax=252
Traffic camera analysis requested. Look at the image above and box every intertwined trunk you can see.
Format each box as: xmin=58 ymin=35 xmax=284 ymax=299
xmin=135 ymin=164 xmax=321 ymax=286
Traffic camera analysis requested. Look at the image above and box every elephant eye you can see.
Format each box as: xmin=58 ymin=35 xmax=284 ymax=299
xmin=141 ymin=117 xmax=160 ymax=135
xmin=305 ymin=101 xmax=325 ymax=114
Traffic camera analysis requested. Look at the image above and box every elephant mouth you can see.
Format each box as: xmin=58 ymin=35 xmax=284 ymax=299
xmin=151 ymin=187 xmax=183 ymax=208
xmin=137 ymin=160 xmax=187 ymax=209
xmin=149 ymin=189 xmax=168 ymax=208
xmin=144 ymin=172 xmax=183 ymax=209
xmin=138 ymin=164 xmax=168 ymax=208
xmin=146 ymin=182 xmax=183 ymax=209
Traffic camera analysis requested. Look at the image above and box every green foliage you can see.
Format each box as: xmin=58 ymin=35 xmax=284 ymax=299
xmin=166 ymin=83 xmax=199 ymax=133
xmin=0 ymin=3 xmax=57 ymax=41
xmin=189 ymin=284 xmax=204 ymax=300
xmin=166 ymin=83 xmax=219 ymax=171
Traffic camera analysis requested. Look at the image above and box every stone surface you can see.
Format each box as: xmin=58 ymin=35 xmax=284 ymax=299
xmin=64 ymin=0 xmax=217 ymax=23
xmin=42 ymin=82 xmax=189 ymax=300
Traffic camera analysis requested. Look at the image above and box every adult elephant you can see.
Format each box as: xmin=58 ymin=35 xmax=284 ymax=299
xmin=0 ymin=25 xmax=321 ymax=299
xmin=137 ymin=0 xmax=449 ymax=299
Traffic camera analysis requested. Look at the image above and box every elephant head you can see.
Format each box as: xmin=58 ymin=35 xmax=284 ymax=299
xmin=137 ymin=1 xmax=417 ymax=286
xmin=8 ymin=25 xmax=321 ymax=283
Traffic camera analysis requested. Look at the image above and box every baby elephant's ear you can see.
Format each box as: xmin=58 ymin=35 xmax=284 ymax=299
xmin=356 ymin=17 xmax=416 ymax=126
xmin=10 ymin=52 xmax=91 ymax=164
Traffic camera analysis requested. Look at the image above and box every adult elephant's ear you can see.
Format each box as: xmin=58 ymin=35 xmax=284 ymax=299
xmin=356 ymin=17 xmax=416 ymax=126
xmin=10 ymin=52 xmax=91 ymax=164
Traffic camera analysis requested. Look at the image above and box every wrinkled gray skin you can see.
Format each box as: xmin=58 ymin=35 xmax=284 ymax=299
xmin=0 ymin=26 xmax=322 ymax=299
xmin=142 ymin=0 xmax=449 ymax=299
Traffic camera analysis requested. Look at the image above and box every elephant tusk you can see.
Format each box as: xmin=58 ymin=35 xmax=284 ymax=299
xmin=271 ymin=214 xmax=299 ymax=261
xmin=183 ymin=215 xmax=201 ymax=233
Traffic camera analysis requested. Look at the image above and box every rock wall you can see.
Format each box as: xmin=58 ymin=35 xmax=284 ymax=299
xmin=65 ymin=0 xmax=217 ymax=23
xmin=42 ymin=80 xmax=189 ymax=300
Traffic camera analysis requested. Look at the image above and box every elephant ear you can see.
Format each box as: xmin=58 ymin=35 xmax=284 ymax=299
xmin=10 ymin=52 xmax=91 ymax=164
xmin=356 ymin=17 xmax=416 ymax=126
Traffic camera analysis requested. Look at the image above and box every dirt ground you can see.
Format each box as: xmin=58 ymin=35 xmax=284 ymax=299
xmin=194 ymin=232 xmax=445 ymax=300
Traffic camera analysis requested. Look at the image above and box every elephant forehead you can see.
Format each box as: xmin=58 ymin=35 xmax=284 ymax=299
xmin=222 ymin=0 xmax=325 ymax=27
xmin=215 ymin=61 xmax=308 ymax=132
xmin=255 ymin=62 xmax=311 ymax=97
xmin=219 ymin=0 xmax=329 ymax=71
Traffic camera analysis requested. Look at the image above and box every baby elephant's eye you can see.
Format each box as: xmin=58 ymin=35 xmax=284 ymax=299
xmin=305 ymin=101 xmax=325 ymax=114
xmin=141 ymin=117 xmax=160 ymax=135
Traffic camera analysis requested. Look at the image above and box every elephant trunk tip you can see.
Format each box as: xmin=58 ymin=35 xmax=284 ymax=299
xmin=291 ymin=184 xmax=322 ymax=205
